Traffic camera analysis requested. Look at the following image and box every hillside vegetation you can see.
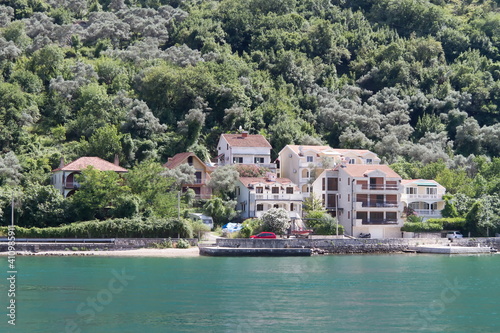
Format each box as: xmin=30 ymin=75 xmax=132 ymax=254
xmin=0 ymin=0 xmax=499 ymax=234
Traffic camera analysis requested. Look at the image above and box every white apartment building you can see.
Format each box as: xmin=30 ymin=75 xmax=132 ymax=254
xmin=235 ymin=173 xmax=302 ymax=220
xmin=278 ymin=145 xmax=381 ymax=198
xmin=312 ymin=164 xmax=403 ymax=239
xmin=401 ymin=179 xmax=446 ymax=220
xmin=216 ymin=132 xmax=275 ymax=171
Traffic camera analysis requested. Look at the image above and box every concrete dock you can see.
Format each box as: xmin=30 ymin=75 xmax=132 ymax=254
xmin=410 ymin=245 xmax=495 ymax=254
xmin=199 ymin=247 xmax=312 ymax=256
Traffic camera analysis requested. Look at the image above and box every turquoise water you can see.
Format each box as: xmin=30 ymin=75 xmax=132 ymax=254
xmin=1 ymin=254 xmax=500 ymax=333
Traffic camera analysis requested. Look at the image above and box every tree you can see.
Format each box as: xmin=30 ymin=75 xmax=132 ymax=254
xmin=207 ymin=165 xmax=240 ymax=200
xmin=0 ymin=152 xmax=22 ymax=186
xmin=203 ymin=197 xmax=237 ymax=226
xmin=87 ymin=125 xmax=123 ymax=162
xmin=69 ymin=167 xmax=131 ymax=221
xmin=261 ymin=207 xmax=290 ymax=236
xmin=17 ymin=183 xmax=67 ymax=227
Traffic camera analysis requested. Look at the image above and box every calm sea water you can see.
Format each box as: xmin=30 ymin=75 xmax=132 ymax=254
xmin=1 ymin=254 xmax=499 ymax=333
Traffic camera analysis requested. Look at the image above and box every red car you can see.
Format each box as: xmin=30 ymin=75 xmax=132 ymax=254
xmin=250 ymin=232 xmax=277 ymax=239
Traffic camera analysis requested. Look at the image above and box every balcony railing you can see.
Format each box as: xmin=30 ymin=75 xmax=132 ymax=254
xmin=191 ymin=179 xmax=203 ymax=184
xmin=359 ymin=202 xmax=399 ymax=208
xmin=403 ymin=194 xmax=443 ymax=200
xmin=361 ymin=219 xmax=399 ymax=225
xmin=64 ymin=181 xmax=80 ymax=189
xmin=357 ymin=184 xmax=400 ymax=191
xmin=413 ymin=209 xmax=442 ymax=217
xmin=252 ymin=193 xmax=303 ymax=201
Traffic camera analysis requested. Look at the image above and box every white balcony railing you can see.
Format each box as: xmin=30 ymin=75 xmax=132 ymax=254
xmin=403 ymin=194 xmax=443 ymax=200
xmin=252 ymin=193 xmax=303 ymax=201
xmin=413 ymin=209 xmax=442 ymax=217
xmin=355 ymin=184 xmax=400 ymax=192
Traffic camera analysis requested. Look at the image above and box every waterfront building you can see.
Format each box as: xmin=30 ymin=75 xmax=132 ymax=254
xmin=164 ymin=152 xmax=215 ymax=200
xmin=51 ymin=156 xmax=127 ymax=197
xmin=216 ymin=131 xmax=276 ymax=171
xmin=235 ymin=173 xmax=302 ymax=221
xmin=312 ymin=164 xmax=403 ymax=238
xmin=278 ymin=145 xmax=381 ymax=199
xmin=401 ymin=179 xmax=446 ymax=220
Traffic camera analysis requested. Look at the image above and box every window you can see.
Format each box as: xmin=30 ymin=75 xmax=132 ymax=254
xmin=290 ymin=203 xmax=295 ymax=211
xmin=306 ymin=156 xmax=313 ymax=162
xmin=187 ymin=156 xmax=193 ymax=165
xmin=286 ymin=187 xmax=293 ymax=194
xmin=426 ymin=187 xmax=437 ymax=195
xmin=254 ymin=157 xmax=265 ymax=164
xmin=257 ymin=204 xmax=264 ymax=211
xmin=366 ymin=158 xmax=373 ymax=164
xmin=348 ymin=194 xmax=350 ymax=202
xmin=233 ymin=157 xmax=243 ymax=163
xmin=272 ymin=187 xmax=279 ymax=194
xmin=348 ymin=178 xmax=350 ymax=185
xmin=406 ymin=187 xmax=417 ymax=194
xmin=349 ymin=159 xmax=355 ymax=164
xmin=235 ymin=187 xmax=240 ymax=196
xmin=256 ymin=187 xmax=263 ymax=193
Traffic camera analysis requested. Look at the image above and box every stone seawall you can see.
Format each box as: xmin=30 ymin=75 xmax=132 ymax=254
xmin=0 ymin=238 xmax=198 ymax=252
xmin=216 ymin=238 xmax=500 ymax=254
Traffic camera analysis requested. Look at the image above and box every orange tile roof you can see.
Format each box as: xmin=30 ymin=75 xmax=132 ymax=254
xmin=164 ymin=152 xmax=194 ymax=169
xmin=164 ymin=152 xmax=215 ymax=172
xmin=222 ymin=133 xmax=272 ymax=148
xmin=339 ymin=164 xmax=401 ymax=178
xmin=52 ymin=157 xmax=128 ymax=172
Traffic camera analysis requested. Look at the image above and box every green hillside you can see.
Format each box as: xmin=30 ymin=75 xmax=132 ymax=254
xmin=0 ymin=0 xmax=499 ymax=232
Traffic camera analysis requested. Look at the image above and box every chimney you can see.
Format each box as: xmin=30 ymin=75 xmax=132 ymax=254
xmin=59 ymin=157 xmax=65 ymax=168
xmin=114 ymin=154 xmax=120 ymax=166
xmin=241 ymin=131 xmax=248 ymax=138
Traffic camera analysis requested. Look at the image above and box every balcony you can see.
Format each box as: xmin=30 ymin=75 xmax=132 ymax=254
xmin=257 ymin=163 xmax=277 ymax=170
xmin=359 ymin=201 xmax=400 ymax=208
xmin=356 ymin=184 xmax=400 ymax=192
xmin=413 ymin=209 xmax=442 ymax=217
xmin=64 ymin=181 xmax=80 ymax=189
xmin=403 ymin=193 xmax=443 ymax=200
xmin=361 ymin=219 xmax=399 ymax=225
xmin=252 ymin=193 xmax=303 ymax=201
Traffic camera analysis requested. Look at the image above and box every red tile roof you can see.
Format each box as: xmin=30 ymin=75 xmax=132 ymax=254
xmin=164 ymin=152 xmax=193 ymax=169
xmin=52 ymin=157 xmax=128 ymax=172
xmin=222 ymin=134 xmax=272 ymax=148
xmin=339 ymin=164 xmax=401 ymax=178
xmin=164 ymin=152 xmax=215 ymax=172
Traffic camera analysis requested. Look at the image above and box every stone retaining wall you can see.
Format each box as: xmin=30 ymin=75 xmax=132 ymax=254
xmin=0 ymin=238 xmax=198 ymax=252
xmin=215 ymin=238 xmax=500 ymax=254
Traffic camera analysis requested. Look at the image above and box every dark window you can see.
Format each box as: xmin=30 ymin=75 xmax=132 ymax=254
xmin=286 ymin=187 xmax=293 ymax=194
xmin=257 ymin=204 xmax=264 ymax=211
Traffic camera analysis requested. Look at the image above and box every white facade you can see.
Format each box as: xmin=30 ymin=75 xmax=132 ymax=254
xmin=216 ymin=132 xmax=275 ymax=170
xmin=401 ymin=179 xmax=446 ymax=220
xmin=236 ymin=174 xmax=302 ymax=220
xmin=312 ymin=164 xmax=403 ymax=239
xmin=279 ymin=145 xmax=381 ymax=199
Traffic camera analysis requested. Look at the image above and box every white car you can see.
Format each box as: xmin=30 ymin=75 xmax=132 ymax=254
xmin=447 ymin=231 xmax=463 ymax=239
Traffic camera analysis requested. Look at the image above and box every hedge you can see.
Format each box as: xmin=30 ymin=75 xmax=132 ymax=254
xmin=0 ymin=217 xmax=193 ymax=238
xmin=426 ymin=218 xmax=466 ymax=231
xmin=401 ymin=222 xmax=443 ymax=232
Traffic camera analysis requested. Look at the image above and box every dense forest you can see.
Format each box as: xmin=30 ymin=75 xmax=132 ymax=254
xmin=0 ymin=0 xmax=499 ymax=234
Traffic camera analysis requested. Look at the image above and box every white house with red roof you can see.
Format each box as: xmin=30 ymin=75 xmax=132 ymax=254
xmin=235 ymin=173 xmax=303 ymax=220
xmin=312 ymin=164 xmax=403 ymax=238
xmin=216 ymin=131 xmax=275 ymax=171
xmin=278 ymin=145 xmax=381 ymax=198
xmin=51 ymin=156 xmax=128 ymax=197
xmin=401 ymin=179 xmax=446 ymax=220
xmin=164 ymin=152 xmax=215 ymax=200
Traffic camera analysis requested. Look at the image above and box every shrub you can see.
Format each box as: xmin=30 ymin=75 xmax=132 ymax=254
xmin=176 ymin=238 xmax=190 ymax=249
xmin=306 ymin=211 xmax=344 ymax=235
xmin=401 ymin=222 xmax=443 ymax=232
xmin=261 ymin=208 xmax=290 ymax=235
xmin=239 ymin=225 xmax=253 ymax=238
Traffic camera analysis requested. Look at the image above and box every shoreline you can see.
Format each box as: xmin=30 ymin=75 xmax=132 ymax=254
xmin=0 ymin=247 xmax=200 ymax=257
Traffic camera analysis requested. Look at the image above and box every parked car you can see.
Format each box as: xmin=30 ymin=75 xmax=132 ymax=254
xmin=250 ymin=232 xmax=277 ymax=239
xmin=447 ymin=231 xmax=463 ymax=239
